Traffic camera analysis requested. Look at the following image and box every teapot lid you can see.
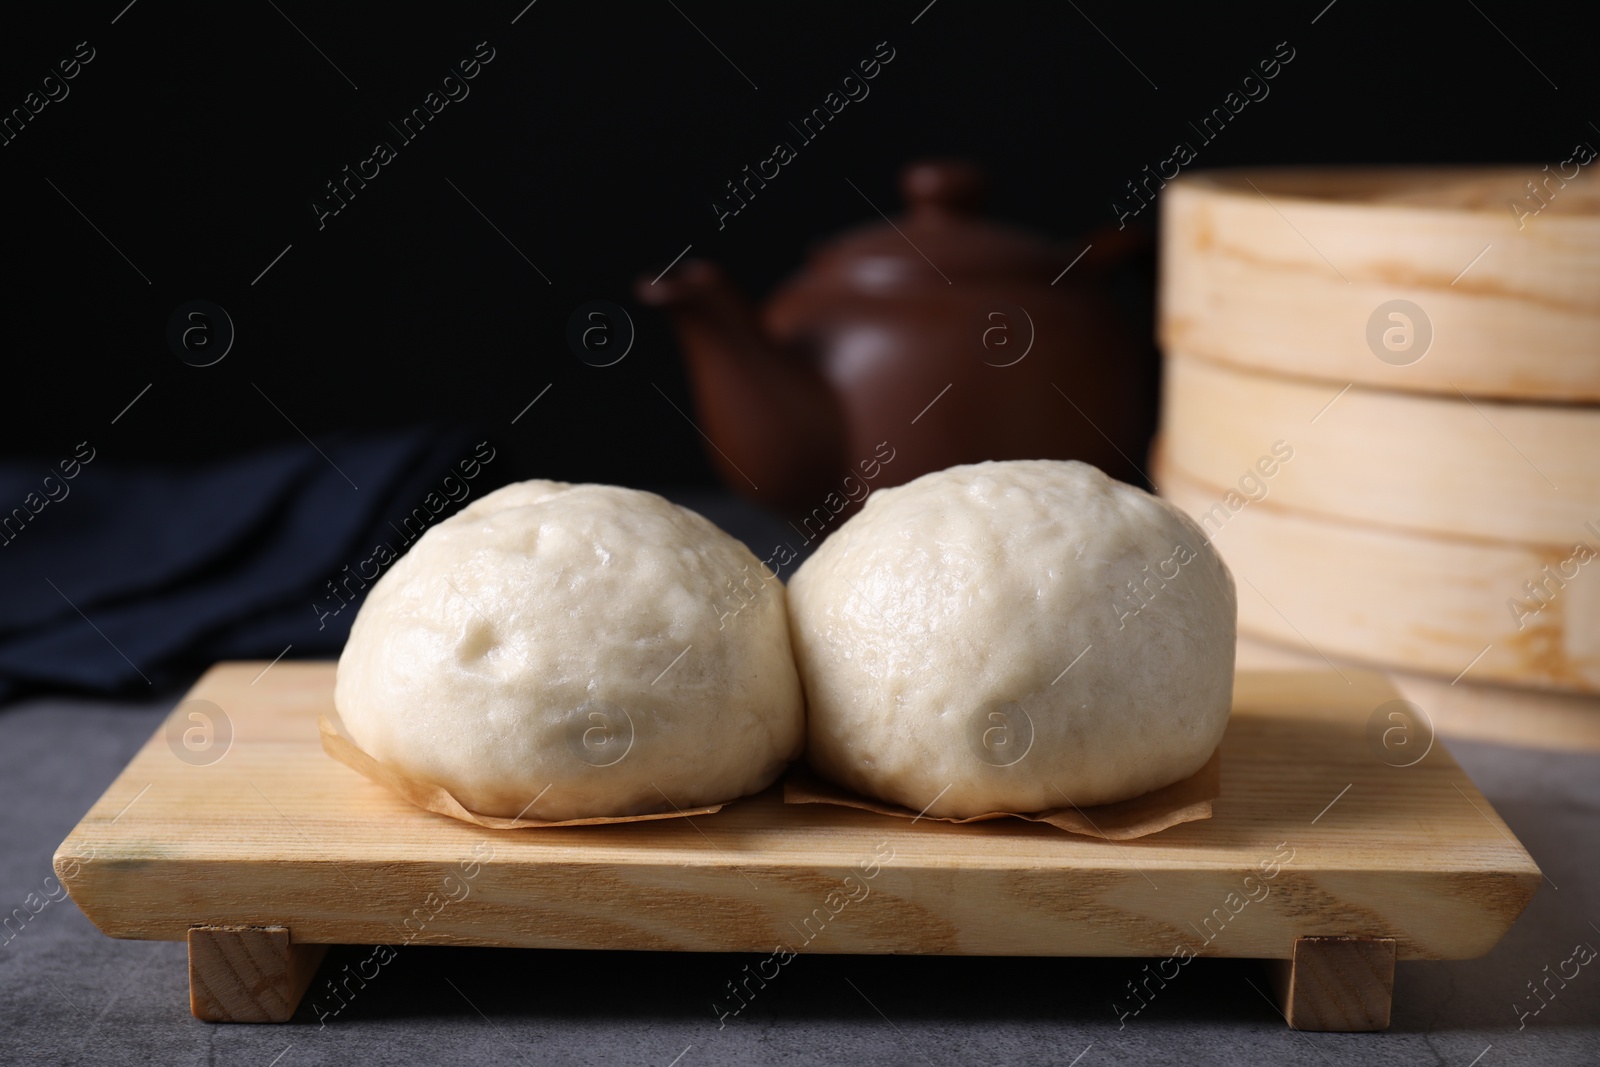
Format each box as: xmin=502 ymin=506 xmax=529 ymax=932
xmin=807 ymin=160 xmax=1072 ymax=287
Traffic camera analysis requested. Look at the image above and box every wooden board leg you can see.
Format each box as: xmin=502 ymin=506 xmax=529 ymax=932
xmin=188 ymin=925 xmax=329 ymax=1023
xmin=1265 ymin=936 xmax=1396 ymax=1032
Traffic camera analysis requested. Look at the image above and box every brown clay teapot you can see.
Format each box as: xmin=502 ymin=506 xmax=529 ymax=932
xmin=637 ymin=159 xmax=1154 ymax=526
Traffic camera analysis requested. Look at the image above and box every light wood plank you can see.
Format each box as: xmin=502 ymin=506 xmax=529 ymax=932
xmin=187 ymin=925 xmax=328 ymax=1023
xmin=1266 ymin=936 xmax=1396 ymax=1031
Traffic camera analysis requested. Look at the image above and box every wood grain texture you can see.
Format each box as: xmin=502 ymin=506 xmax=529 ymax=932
xmin=1156 ymin=457 xmax=1600 ymax=692
xmin=187 ymin=926 xmax=328 ymax=1023
xmin=1265 ymin=936 xmax=1396 ymax=1031
xmin=1236 ymin=634 xmax=1600 ymax=752
xmin=56 ymin=663 xmax=1540 ymax=965
xmin=1159 ymin=167 xmax=1600 ymax=401
xmin=1160 ymin=351 xmax=1600 ymax=546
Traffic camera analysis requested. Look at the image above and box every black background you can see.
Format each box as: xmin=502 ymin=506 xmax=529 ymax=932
xmin=1 ymin=0 xmax=1589 ymax=490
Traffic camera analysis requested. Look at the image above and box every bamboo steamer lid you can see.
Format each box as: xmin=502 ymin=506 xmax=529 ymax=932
xmin=1235 ymin=634 xmax=1600 ymax=751
xmin=1154 ymin=453 xmax=1600 ymax=693
xmin=1160 ymin=352 xmax=1600 ymax=546
xmin=1159 ymin=167 xmax=1600 ymax=401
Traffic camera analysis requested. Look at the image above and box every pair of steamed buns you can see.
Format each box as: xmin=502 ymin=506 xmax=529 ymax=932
xmin=334 ymin=461 xmax=1236 ymax=822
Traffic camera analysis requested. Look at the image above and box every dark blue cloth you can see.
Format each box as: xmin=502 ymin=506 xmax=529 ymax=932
xmin=0 ymin=426 xmax=504 ymax=701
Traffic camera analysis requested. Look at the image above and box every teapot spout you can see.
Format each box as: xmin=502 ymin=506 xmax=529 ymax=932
xmin=636 ymin=260 xmax=845 ymax=514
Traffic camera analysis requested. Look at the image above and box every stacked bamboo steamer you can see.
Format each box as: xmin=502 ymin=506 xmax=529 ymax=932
xmin=1154 ymin=166 xmax=1600 ymax=746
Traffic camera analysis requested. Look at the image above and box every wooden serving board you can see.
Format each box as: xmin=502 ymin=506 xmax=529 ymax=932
xmin=1160 ymin=351 xmax=1600 ymax=546
xmin=56 ymin=662 xmax=1541 ymax=1031
xmin=1159 ymin=167 xmax=1600 ymax=401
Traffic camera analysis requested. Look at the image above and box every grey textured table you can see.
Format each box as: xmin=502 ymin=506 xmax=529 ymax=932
xmin=3 ymin=684 xmax=1598 ymax=1066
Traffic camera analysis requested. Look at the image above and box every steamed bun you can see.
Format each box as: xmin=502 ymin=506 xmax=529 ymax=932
xmin=335 ymin=481 xmax=805 ymax=820
xmin=786 ymin=460 xmax=1235 ymax=817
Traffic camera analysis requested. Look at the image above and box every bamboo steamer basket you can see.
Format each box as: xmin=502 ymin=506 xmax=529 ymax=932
xmin=1154 ymin=454 xmax=1600 ymax=693
xmin=1159 ymin=352 xmax=1600 ymax=546
xmin=1159 ymin=167 xmax=1600 ymax=401
xmin=1235 ymin=634 xmax=1600 ymax=751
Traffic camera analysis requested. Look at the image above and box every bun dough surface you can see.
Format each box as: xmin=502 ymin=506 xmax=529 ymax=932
xmin=335 ymin=481 xmax=804 ymax=820
xmin=787 ymin=460 xmax=1235 ymax=817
